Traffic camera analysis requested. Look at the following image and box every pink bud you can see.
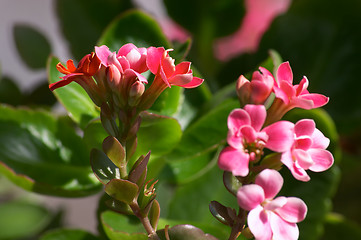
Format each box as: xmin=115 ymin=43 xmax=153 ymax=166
xmin=128 ymin=81 xmax=145 ymax=106
xmin=107 ymin=65 xmax=121 ymax=90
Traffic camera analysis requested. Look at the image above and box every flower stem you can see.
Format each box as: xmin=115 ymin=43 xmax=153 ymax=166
xmin=228 ymin=208 xmax=246 ymax=240
xmin=129 ymin=201 xmax=160 ymax=239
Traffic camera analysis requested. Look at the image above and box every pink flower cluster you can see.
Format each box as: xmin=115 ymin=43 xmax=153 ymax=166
xmin=218 ymin=62 xmax=334 ymax=240
xmin=50 ymin=44 xmax=203 ymax=110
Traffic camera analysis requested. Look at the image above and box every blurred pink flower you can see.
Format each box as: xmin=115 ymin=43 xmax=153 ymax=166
xmin=281 ymin=119 xmax=334 ymax=181
xmin=237 ymin=169 xmax=307 ymax=240
xmin=158 ymin=17 xmax=190 ymax=42
xmin=214 ymin=0 xmax=291 ymax=61
xmin=218 ymin=105 xmax=294 ymax=176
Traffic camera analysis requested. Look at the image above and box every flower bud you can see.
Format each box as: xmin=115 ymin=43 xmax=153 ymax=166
xmin=128 ymin=80 xmax=145 ymax=107
xmin=107 ymin=65 xmax=121 ymax=90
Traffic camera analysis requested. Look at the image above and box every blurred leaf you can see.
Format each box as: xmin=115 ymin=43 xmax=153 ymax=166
xmin=24 ymin=80 xmax=57 ymax=106
xmin=47 ymin=56 xmax=99 ymax=129
xmin=101 ymin=211 xmax=147 ymax=240
xmin=320 ymin=213 xmax=361 ymax=240
xmin=40 ymin=229 xmax=100 ymax=240
xmin=0 ymin=201 xmax=51 ymax=239
xmin=56 ymin=0 xmax=133 ymax=60
xmin=164 ymin=0 xmax=245 ymax=38
xmin=13 ymin=24 xmax=51 ymax=69
xmin=162 ymin=99 xmax=238 ymax=183
xmin=0 ymin=105 xmax=102 ymax=197
xmin=98 ymin=10 xmax=171 ymax=51
xmin=0 ymin=76 xmax=22 ymax=106
xmin=157 ymin=224 xmax=218 ymax=240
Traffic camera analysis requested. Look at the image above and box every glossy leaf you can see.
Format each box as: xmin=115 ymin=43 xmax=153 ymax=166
xmin=40 ymin=229 xmax=100 ymax=240
xmin=105 ymin=179 xmax=139 ymax=204
xmin=150 ymin=86 xmax=183 ymax=116
xmin=101 ymin=211 xmax=147 ymax=240
xmin=148 ymin=200 xmax=160 ymax=230
xmin=98 ymin=10 xmax=171 ymax=51
xmin=209 ymin=201 xmax=236 ymax=226
xmin=0 ymin=201 xmax=51 ymax=239
xmin=90 ymin=148 xmax=118 ymax=185
xmin=13 ymin=24 xmax=51 ymax=69
xmin=56 ymin=0 xmax=133 ymax=60
xmin=134 ymin=112 xmax=182 ymax=159
xmin=102 ymin=136 xmax=125 ymax=168
xmin=47 ymin=56 xmax=99 ymax=129
xmin=163 ymin=99 xmax=239 ymax=183
xmin=0 ymin=105 xmax=102 ymax=197
xmin=222 ymin=171 xmax=242 ymax=197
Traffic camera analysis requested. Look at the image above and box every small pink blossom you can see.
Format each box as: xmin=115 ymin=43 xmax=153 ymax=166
xmin=281 ymin=119 xmax=334 ymax=181
xmin=237 ymin=169 xmax=307 ymax=240
xmin=236 ymin=67 xmax=274 ymax=107
xmin=218 ymin=105 xmax=294 ymax=176
xmin=266 ymin=62 xmax=329 ymax=124
xmin=138 ymin=47 xmax=203 ymax=110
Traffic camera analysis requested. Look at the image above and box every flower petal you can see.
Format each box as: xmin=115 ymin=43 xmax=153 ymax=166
xmin=146 ymin=47 xmax=164 ymax=74
xmin=311 ymin=128 xmax=330 ymax=149
xmin=275 ymin=197 xmax=307 ymax=223
xmin=244 ymin=104 xmax=266 ymax=131
xmin=227 ymin=109 xmax=251 ymax=133
xmin=174 ymin=61 xmax=191 ymax=74
xmin=177 ymin=77 xmax=204 ymax=88
xmin=237 ymin=184 xmax=265 ymax=211
xmin=308 ymin=149 xmax=334 ymax=172
xmin=299 ymin=93 xmax=329 ymax=108
xmin=168 ymin=73 xmax=193 ymax=86
xmin=95 ymin=45 xmax=112 ymax=66
xmin=255 ymin=169 xmax=283 ymax=199
xmin=293 ymin=149 xmax=313 ymax=170
xmin=49 ymin=73 xmax=83 ymax=91
xmin=248 ymin=206 xmax=272 ymax=240
xmin=281 ymin=151 xmax=311 ymax=182
xmin=270 ymin=212 xmax=299 ymax=240
xmin=294 ymin=119 xmax=315 ymax=137
xmin=218 ymin=146 xmax=250 ymax=176
xmin=277 ymin=61 xmax=293 ymax=84
xmin=263 ymin=121 xmax=294 ymax=152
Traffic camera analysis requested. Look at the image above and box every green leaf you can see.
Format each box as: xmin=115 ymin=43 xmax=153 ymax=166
xmin=56 ymin=0 xmax=133 ymax=60
xmin=0 ymin=105 xmax=102 ymax=197
xmin=47 ymin=56 xmax=99 ymax=129
xmin=0 ymin=201 xmax=51 ymax=239
xmin=98 ymin=10 xmax=171 ymax=50
xmin=90 ymin=148 xmax=118 ymax=185
xmin=40 ymin=229 xmax=100 ymax=240
xmin=13 ymin=24 xmax=51 ymax=69
xmin=150 ymin=86 xmax=183 ymax=116
xmin=0 ymin=76 xmax=23 ymax=106
xmin=101 ymin=211 xmax=147 ymax=240
xmin=135 ymin=112 xmax=182 ymax=159
xmin=320 ymin=213 xmax=361 ymax=240
xmin=105 ymin=179 xmax=139 ymax=204
xmin=162 ymin=99 xmax=239 ymax=183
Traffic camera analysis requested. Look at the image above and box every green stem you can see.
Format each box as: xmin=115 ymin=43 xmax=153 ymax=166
xmin=228 ymin=208 xmax=246 ymax=240
xmin=129 ymin=200 xmax=160 ymax=239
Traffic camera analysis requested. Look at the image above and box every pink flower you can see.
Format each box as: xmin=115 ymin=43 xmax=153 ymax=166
xmin=138 ymin=47 xmax=203 ymax=110
xmin=281 ymin=119 xmax=334 ymax=181
xmin=236 ymin=67 xmax=274 ymax=107
xmin=218 ymin=105 xmax=294 ymax=176
xmin=95 ymin=44 xmax=148 ymax=84
xmin=237 ymin=169 xmax=307 ymax=240
xmin=266 ymin=62 xmax=329 ymax=124
xmin=214 ymin=0 xmax=291 ymax=61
